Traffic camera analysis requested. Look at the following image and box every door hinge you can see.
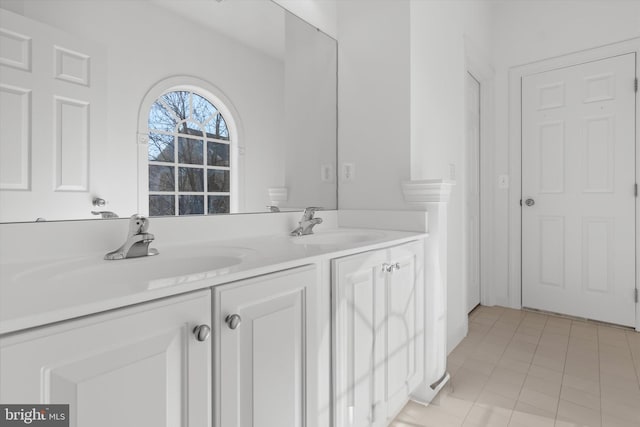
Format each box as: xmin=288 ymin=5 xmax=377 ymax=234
xmin=635 ymin=288 xmax=638 ymax=304
xmin=635 ymin=183 xmax=638 ymax=197
xmin=635 ymin=77 xmax=638 ymax=93
xmin=519 ymin=199 xmax=522 ymax=206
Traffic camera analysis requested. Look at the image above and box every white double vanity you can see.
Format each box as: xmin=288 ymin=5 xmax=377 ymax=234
xmin=0 ymin=210 xmax=447 ymax=427
xmin=0 ymin=1 xmax=450 ymax=424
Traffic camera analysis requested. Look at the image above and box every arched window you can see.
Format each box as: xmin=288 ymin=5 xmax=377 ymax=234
xmin=146 ymin=90 xmax=233 ymax=216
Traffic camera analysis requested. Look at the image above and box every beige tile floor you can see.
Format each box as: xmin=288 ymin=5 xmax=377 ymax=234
xmin=392 ymin=306 xmax=640 ymax=427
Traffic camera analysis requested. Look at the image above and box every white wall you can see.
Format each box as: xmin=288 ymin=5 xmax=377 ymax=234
xmin=283 ymin=12 xmax=337 ymax=210
xmin=336 ymin=0 xmax=493 ymax=352
xmin=490 ymin=0 xmax=640 ymax=307
xmin=409 ymin=0 xmax=493 ymax=352
xmin=337 ymin=0 xmax=412 ymax=211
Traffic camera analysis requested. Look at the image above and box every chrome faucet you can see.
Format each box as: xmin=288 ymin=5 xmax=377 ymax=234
xmin=290 ymin=207 xmax=323 ymax=236
xmin=104 ymin=214 xmax=159 ymax=260
xmin=92 ymin=210 xmax=119 ymax=219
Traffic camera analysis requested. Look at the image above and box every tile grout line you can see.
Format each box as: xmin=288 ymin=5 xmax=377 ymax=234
xmin=526 ymin=314 xmax=563 ymax=424
xmin=500 ymin=310 xmax=526 ymax=427
xmin=470 ymin=308 xmax=528 ymax=427
xmin=453 ymin=308 xmax=508 ymax=426
xmin=513 ymin=312 xmax=565 ymax=425
xmin=457 ymin=310 xmax=502 ymax=426
xmin=624 ymin=331 xmax=640 ymax=388
xmin=542 ymin=316 xmax=569 ymax=425
xmin=595 ymin=323 xmax=603 ymax=427
xmin=556 ymin=320 xmax=586 ymax=425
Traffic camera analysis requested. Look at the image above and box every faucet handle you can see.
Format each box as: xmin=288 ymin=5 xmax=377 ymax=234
xmin=303 ymin=207 xmax=322 ymax=219
xmin=92 ymin=211 xmax=119 ymax=219
xmin=128 ymin=214 xmax=149 ymax=236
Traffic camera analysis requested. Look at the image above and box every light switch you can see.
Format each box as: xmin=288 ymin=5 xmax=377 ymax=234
xmin=320 ymin=164 xmax=334 ymax=182
xmin=342 ymin=163 xmax=355 ymax=182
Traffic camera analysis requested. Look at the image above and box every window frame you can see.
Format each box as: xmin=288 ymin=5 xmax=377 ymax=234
xmin=137 ymin=76 xmax=242 ymax=216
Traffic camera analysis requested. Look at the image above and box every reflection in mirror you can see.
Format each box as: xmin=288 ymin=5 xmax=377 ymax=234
xmin=0 ymin=0 xmax=337 ymax=223
xmin=146 ymin=90 xmax=232 ymax=216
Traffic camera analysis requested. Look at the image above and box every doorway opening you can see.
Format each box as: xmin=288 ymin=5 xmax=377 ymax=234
xmin=464 ymin=41 xmax=495 ymax=316
xmin=466 ymin=71 xmax=481 ymax=314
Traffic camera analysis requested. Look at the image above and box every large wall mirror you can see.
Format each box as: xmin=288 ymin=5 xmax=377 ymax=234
xmin=0 ymin=0 xmax=337 ymax=223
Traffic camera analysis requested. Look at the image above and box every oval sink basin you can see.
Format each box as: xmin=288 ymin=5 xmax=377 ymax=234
xmin=58 ymin=254 xmax=243 ymax=285
xmin=290 ymin=229 xmax=386 ymax=246
xmin=8 ymin=245 xmax=254 ymax=290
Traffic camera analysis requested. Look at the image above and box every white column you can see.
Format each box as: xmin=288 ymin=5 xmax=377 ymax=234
xmin=402 ymin=179 xmax=453 ymax=404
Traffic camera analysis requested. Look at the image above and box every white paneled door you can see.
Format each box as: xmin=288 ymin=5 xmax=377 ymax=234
xmin=522 ymin=53 xmax=636 ymax=326
xmin=0 ymin=9 xmax=106 ymax=222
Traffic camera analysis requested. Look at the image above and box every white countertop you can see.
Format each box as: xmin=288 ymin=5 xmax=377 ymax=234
xmin=0 ymin=228 xmax=426 ymax=335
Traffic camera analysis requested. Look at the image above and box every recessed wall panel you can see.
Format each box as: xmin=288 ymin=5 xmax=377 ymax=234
xmin=54 ymin=46 xmax=90 ymax=86
xmin=582 ymin=218 xmax=613 ymax=293
xmin=583 ymin=115 xmax=614 ymax=193
xmin=0 ymin=85 xmax=31 ymax=190
xmin=538 ymin=121 xmax=565 ymax=193
xmin=537 ymin=82 xmax=565 ymax=110
xmin=54 ymin=97 xmax=89 ymax=192
xmin=584 ymin=73 xmax=615 ymax=103
xmin=0 ymin=28 xmax=31 ymax=71
xmin=539 ymin=216 xmax=565 ymax=287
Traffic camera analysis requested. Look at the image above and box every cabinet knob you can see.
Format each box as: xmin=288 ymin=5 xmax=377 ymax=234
xmin=225 ymin=314 xmax=242 ymax=330
xmin=193 ymin=324 xmax=211 ymax=342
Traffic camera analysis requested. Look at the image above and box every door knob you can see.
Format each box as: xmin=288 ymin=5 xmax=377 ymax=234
xmin=525 ymin=198 xmax=535 ymax=207
xmin=193 ymin=324 xmax=211 ymax=342
xmin=225 ymin=314 xmax=242 ymax=330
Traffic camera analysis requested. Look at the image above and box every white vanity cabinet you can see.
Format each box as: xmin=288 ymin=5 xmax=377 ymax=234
xmin=0 ymin=290 xmax=212 ymax=427
xmin=214 ymin=265 xmax=317 ymax=427
xmin=332 ymin=241 xmax=424 ymax=427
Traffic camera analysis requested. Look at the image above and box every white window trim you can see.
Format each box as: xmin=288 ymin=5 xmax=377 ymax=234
xmin=137 ymin=75 xmax=244 ymax=215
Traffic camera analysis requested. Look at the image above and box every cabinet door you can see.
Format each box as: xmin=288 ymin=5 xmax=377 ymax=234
xmin=384 ymin=242 xmax=424 ymax=418
xmin=332 ymin=250 xmax=387 ymax=427
xmin=0 ymin=290 xmax=211 ymax=427
xmin=215 ymin=266 xmax=315 ymax=427
xmin=333 ymin=241 xmax=425 ymax=427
